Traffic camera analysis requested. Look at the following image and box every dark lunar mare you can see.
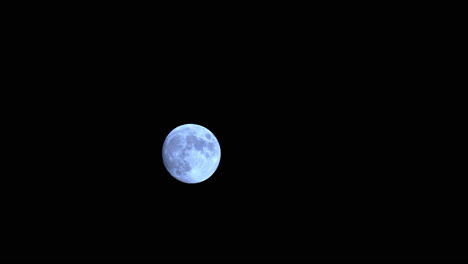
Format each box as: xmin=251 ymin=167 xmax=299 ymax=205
xmin=164 ymin=134 xmax=195 ymax=176
xmin=185 ymin=134 xmax=207 ymax=151
xmin=163 ymin=135 xmax=182 ymax=171
xmin=203 ymin=142 xmax=215 ymax=158
xmin=207 ymin=142 xmax=214 ymax=151
xmin=174 ymin=160 xmax=191 ymax=176
xmin=166 ymin=135 xmax=182 ymax=153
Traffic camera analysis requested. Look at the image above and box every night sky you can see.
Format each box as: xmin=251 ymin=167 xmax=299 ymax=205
xmin=1 ymin=4 xmax=464 ymax=262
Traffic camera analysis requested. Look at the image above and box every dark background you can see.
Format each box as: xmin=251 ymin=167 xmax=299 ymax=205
xmin=1 ymin=4 xmax=465 ymax=261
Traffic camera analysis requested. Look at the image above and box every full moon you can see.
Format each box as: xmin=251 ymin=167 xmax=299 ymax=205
xmin=162 ymin=124 xmax=221 ymax=184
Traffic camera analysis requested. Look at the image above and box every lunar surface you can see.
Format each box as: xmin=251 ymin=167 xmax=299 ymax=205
xmin=162 ymin=124 xmax=221 ymax=184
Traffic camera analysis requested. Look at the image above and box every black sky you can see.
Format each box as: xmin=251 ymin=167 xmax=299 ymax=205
xmin=1 ymin=4 xmax=465 ymax=262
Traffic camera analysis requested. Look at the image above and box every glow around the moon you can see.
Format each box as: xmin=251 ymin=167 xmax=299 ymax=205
xmin=162 ymin=124 xmax=221 ymax=184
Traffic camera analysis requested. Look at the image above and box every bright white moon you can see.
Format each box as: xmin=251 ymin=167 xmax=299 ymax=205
xmin=162 ymin=124 xmax=221 ymax=184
